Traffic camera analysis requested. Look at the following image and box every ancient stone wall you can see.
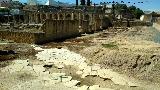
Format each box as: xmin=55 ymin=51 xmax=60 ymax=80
xmin=41 ymin=20 xmax=80 ymax=42
xmin=0 ymin=20 xmax=90 ymax=44
xmin=0 ymin=13 xmax=104 ymax=44
xmin=113 ymin=21 xmax=148 ymax=27
xmin=0 ymin=31 xmax=45 ymax=44
xmin=94 ymin=19 xmax=102 ymax=30
xmin=81 ymin=20 xmax=90 ymax=33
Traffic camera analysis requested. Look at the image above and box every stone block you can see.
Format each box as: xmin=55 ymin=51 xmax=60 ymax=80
xmin=89 ymin=85 xmax=100 ymax=90
xmin=78 ymin=85 xmax=89 ymax=90
xmin=91 ymin=64 xmax=101 ymax=71
xmin=33 ymin=65 xmax=46 ymax=75
xmin=63 ymin=80 xmax=80 ymax=87
xmin=76 ymin=71 xmax=83 ymax=75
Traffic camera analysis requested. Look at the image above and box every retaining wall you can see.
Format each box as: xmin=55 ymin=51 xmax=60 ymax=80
xmin=0 ymin=19 xmax=104 ymax=44
xmin=41 ymin=20 xmax=80 ymax=42
xmin=0 ymin=31 xmax=45 ymax=44
xmin=113 ymin=21 xmax=149 ymax=27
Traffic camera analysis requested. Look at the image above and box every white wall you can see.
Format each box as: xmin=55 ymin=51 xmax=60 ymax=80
xmin=140 ymin=14 xmax=152 ymax=22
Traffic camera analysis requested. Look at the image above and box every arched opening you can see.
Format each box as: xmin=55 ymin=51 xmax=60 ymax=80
xmin=59 ymin=14 xmax=63 ymax=20
xmin=49 ymin=14 xmax=52 ymax=19
xmin=102 ymin=16 xmax=112 ymax=29
xmin=37 ymin=14 xmax=40 ymax=23
xmin=53 ymin=14 xmax=58 ymax=20
xmin=42 ymin=14 xmax=46 ymax=20
xmin=65 ymin=14 xmax=72 ymax=20
xmin=30 ymin=14 xmax=35 ymax=23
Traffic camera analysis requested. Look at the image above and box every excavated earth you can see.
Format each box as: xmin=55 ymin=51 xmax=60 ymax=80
xmin=0 ymin=26 xmax=160 ymax=90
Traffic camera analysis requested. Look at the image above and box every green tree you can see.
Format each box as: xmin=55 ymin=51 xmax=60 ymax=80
xmin=112 ymin=3 xmax=144 ymax=19
xmin=135 ymin=8 xmax=144 ymax=19
xmin=114 ymin=3 xmax=127 ymax=14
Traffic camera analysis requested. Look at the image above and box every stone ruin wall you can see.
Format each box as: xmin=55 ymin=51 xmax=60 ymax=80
xmin=0 ymin=31 xmax=45 ymax=44
xmin=41 ymin=20 xmax=80 ymax=42
xmin=113 ymin=21 xmax=148 ymax=27
xmin=0 ymin=10 xmax=108 ymax=44
xmin=0 ymin=19 xmax=90 ymax=44
xmin=24 ymin=11 xmax=104 ymax=32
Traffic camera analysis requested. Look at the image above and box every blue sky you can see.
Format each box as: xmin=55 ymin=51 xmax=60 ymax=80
xmin=20 ymin=0 xmax=160 ymax=11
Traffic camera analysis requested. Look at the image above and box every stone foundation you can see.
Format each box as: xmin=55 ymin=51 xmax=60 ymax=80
xmin=0 ymin=31 xmax=45 ymax=44
xmin=113 ymin=21 xmax=149 ymax=27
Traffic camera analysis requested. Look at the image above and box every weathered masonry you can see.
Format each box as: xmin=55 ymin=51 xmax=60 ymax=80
xmin=0 ymin=5 xmax=112 ymax=44
xmin=23 ymin=5 xmax=107 ymax=33
xmin=0 ymin=19 xmax=93 ymax=44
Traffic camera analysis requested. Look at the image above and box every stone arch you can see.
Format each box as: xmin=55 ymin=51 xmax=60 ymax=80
xmin=53 ymin=14 xmax=58 ymax=20
xmin=42 ymin=14 xmax=46 ymax=20
xmin=31 ymin=14 xmax=35 ymax=22
xmin=59 ymin=14 xmax=64 ymax=20
xmin=65 ymin=14 xmax=72 ymax=20
xmin=102 ymin=16 xmax=112 ymax=29
xmin=36 ymin=14 xmax=41 ymax=23
xmin=49 ymin=14 xmax=52 ymax=19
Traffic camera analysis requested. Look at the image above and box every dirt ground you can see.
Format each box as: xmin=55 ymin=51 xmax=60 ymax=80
xmin=79 ymin=27 xmax=160 ymax=82
xmin=42 ymin=26 xmax=160 ymax=89
xmin=0 ymin=26 xmax=160 ymax=90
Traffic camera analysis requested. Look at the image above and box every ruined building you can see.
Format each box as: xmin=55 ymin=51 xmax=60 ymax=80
xmin=0 ymin=0 xmax=112 ymax=44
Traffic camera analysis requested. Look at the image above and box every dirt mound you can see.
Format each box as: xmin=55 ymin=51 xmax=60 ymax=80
xmin=0 ymin=43 xmax=38 ymax=62
xmin=80 ymin=46 xmax=160 ymax=83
